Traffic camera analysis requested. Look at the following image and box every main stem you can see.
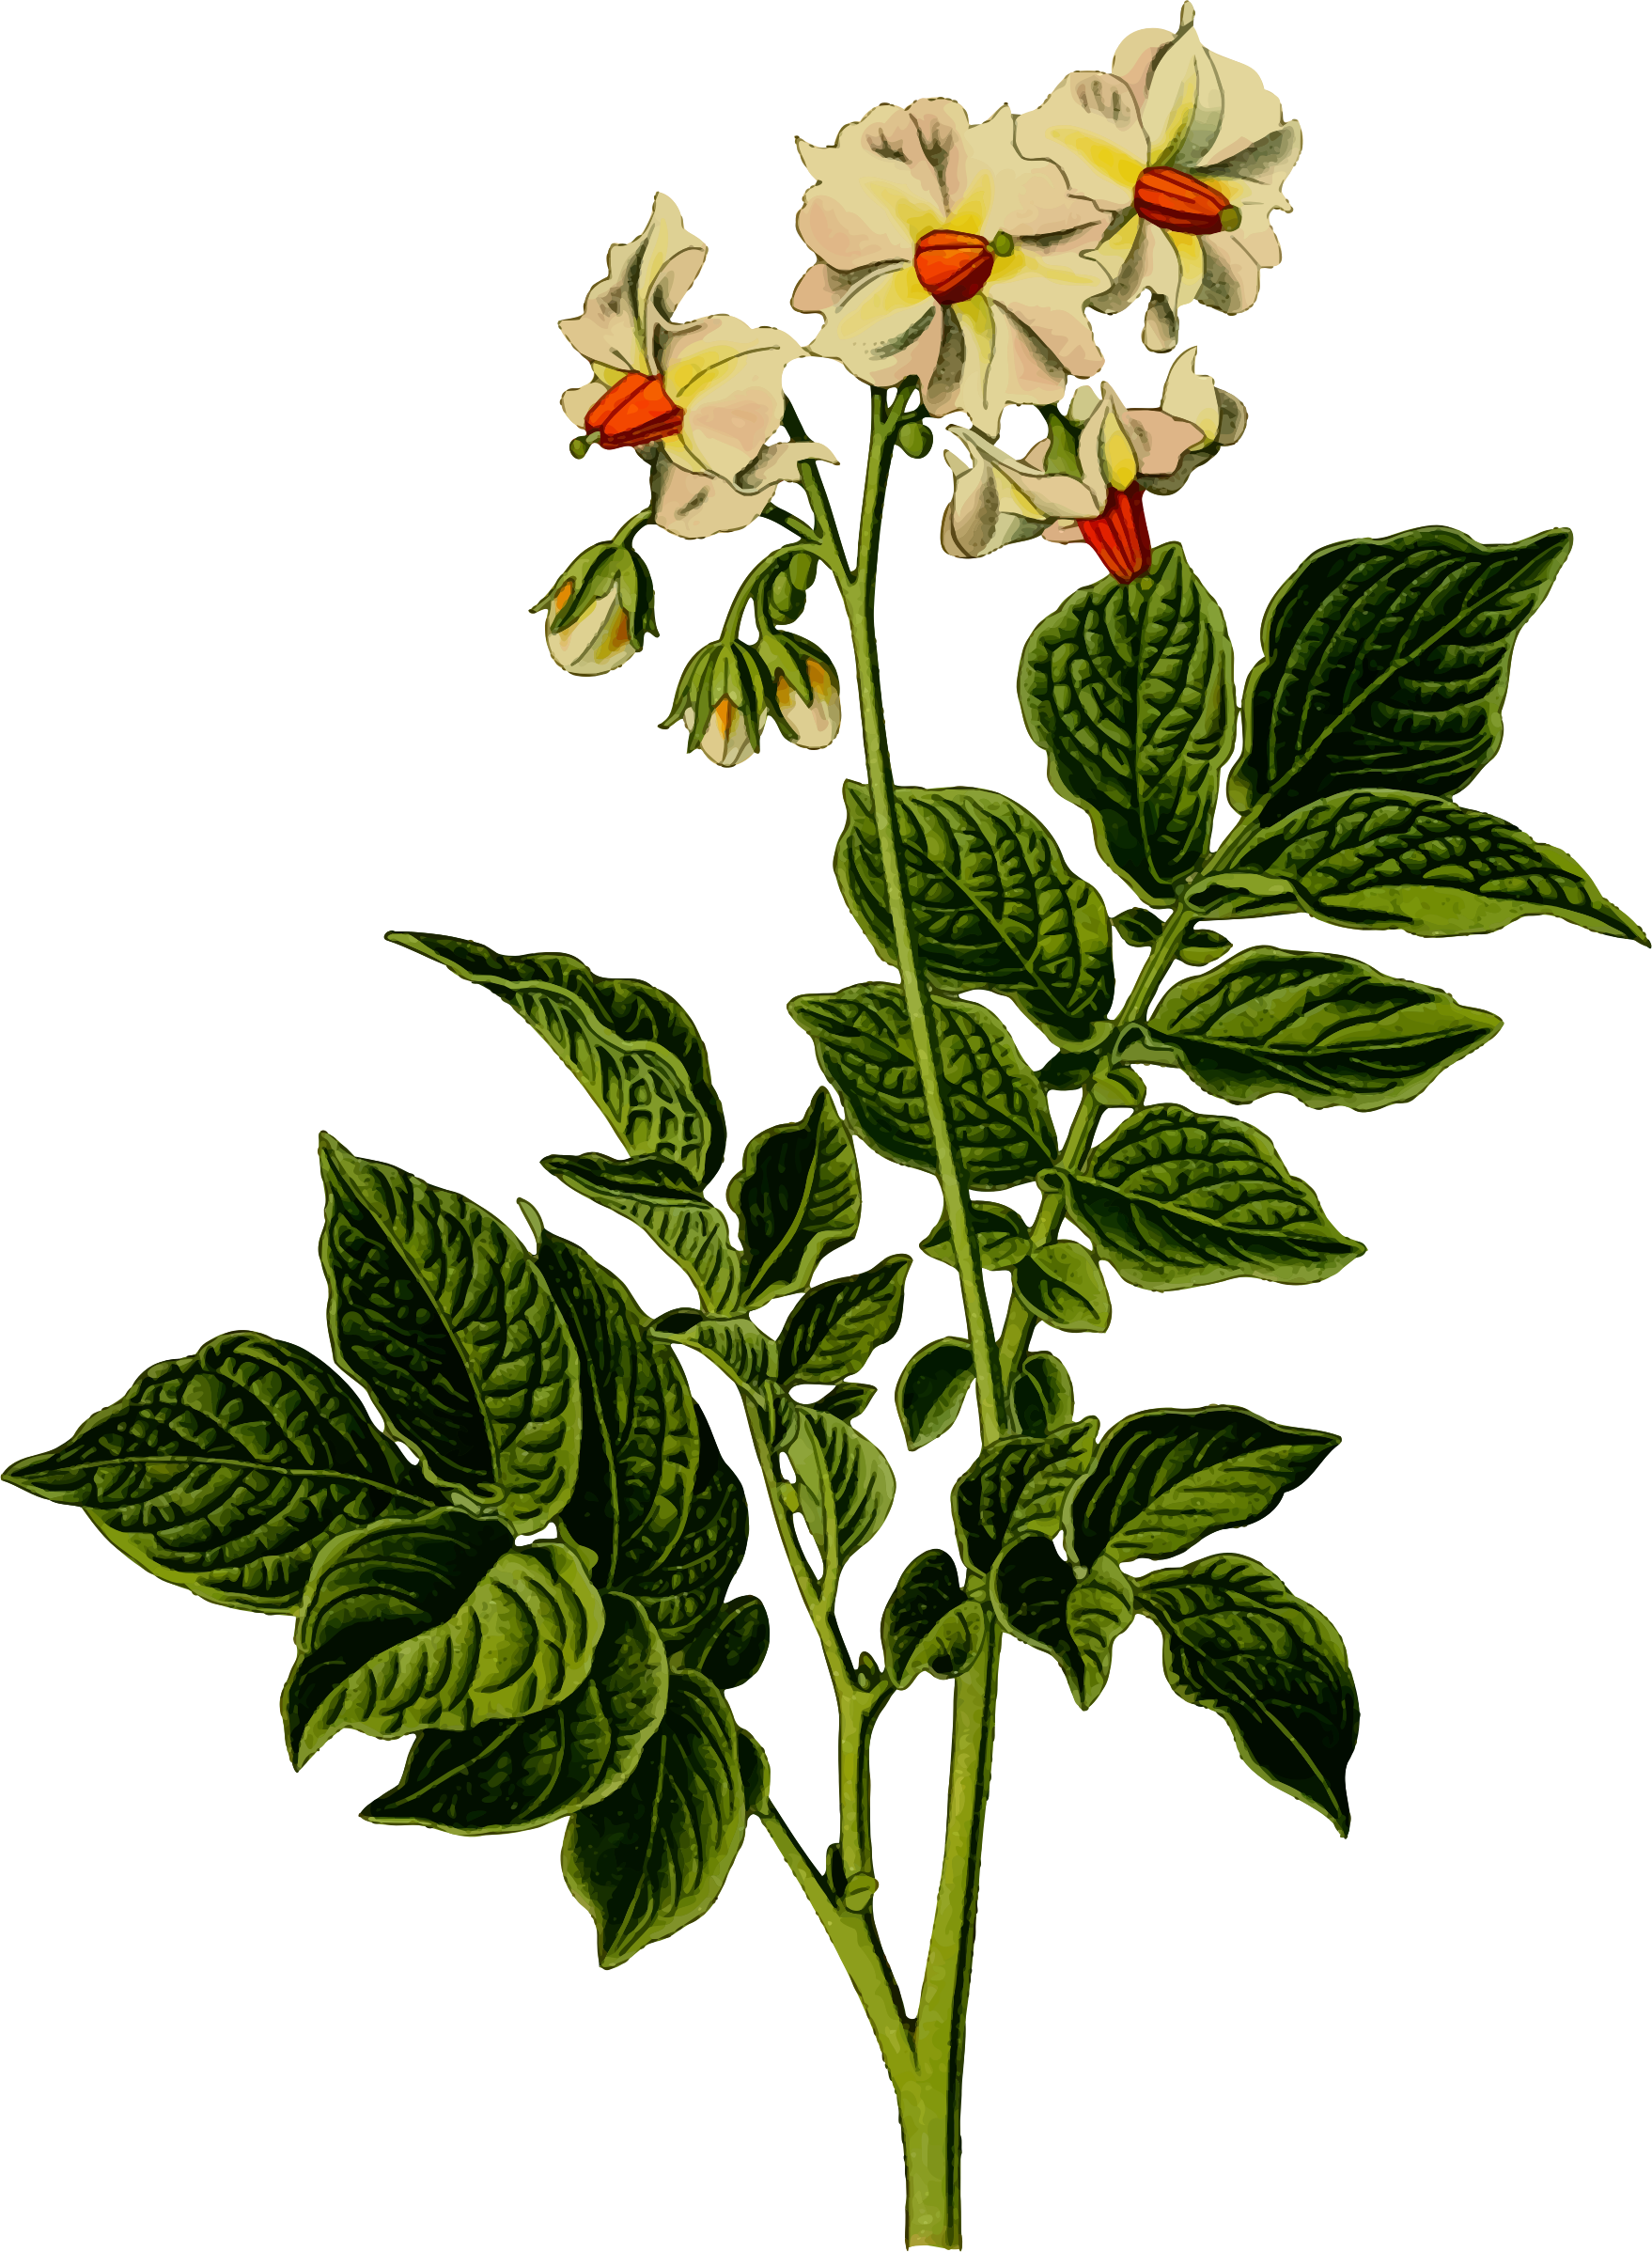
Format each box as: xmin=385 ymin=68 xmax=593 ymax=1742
xmin=826 ymin=389 xmax=1008 ymax=2248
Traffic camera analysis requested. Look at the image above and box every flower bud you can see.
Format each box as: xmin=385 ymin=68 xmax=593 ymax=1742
xmin=532 ymin=540 xmax=656 ymax=677
xmin=662 ymin=640 xmax=772 ymax=769
xmin=764 ymin=631 xmax=841 ymax=749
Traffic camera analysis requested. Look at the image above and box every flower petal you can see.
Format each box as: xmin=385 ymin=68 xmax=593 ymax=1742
xmin=649 ymin=455 xmax=770 ymax=540
xmin=1139 ymin=15 xmax=1227 ymax=169
xmin=1016 ymin=71 xmax=1147 ymax=211
xmin=1192 ymin=229 xmax=1263 ymax=316
xmin=733 ymin=438 xmax=838 ymax=495
xmin=942 ymin=423 xmax=1097 ymax=555
xmin=1120 ymin=405 xmax=1207 ymax=476
xmin=1157 ymin=344 xmax=1220 ymax=442
xmin=1196 ymin=48 xmax=1290 ymax=169
xmin=659 ymin=315 xmax=800 ymax=483
xmin=561 ymin=378 xmax=608 ymax=431
xmin=1079 ymin=385 xmax=1142 ymax=492
xmin=560 ymin=193 xmax=707 ymax=379
xmin=794 ymin=102 xmax=964 ymax=270
xmin=796 ymin=260 xmax=943 ymax=391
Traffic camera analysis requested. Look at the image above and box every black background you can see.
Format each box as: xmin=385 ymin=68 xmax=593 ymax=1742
xmin=12 ymin=8 xmax=1647 ymax=2243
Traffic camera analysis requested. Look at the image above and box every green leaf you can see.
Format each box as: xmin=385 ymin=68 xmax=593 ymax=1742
xmin=1176 ymin=927 xmax=1231 ymax=965
xmin=881 ymin=1551 xmax=987 ymax=1689
xmin=359 ymin=1591 xmax=668 ymax=1834
xmin=737 ymin=1728 xmax=771 ymax=1817
xmin=1134 ymin=1554 xmax=1359 ymax=1833
xmin=1013 ymin=1352 xmax=1073 ymax=1438
xmin=1048 ymin=1104 xmax=1364 ymax=1290
xmin=989 ymin=1536 xmax=1133 ymax=1709
xmin=1018 ymin=543 xmax=1236 ymax=906
xmin=815 ymin=1381 xmax=877 ymax=1422
xmin=528 ymin=1224 xmax=699 ymax=1593
xmin=388 ymin=932 xmax=725 ymax=1184
xmin=919 ymin=1200 xmax=1032 ymax=1271
xmin=1186 ymin=790 xmax=1647 ymax=946
xmin=4 ymin=1332 xmax=421 ymax=1614
xmin=318 ymin=1136 xmax=581 ymax=1532
xmin=790 ymin=983 xmax=1056 ymax=1190
xmin=1115 ymin=908 xmax=1165 ymax=948
xmin=562 ymin=1667 xmax=747 ymax=1965
xmin=1231 ymin=524 xmax=1572 ymax=822
xmin=789 ymin=1406 xmax=896 ymax=1568
xmin=1143 ymin=947 xmax=1502 ymax=1110
xmin=1011 ymin=1242 xmax=1113 ymax=1335
xmin=896 ymin=1337 xmax=975 ymax=1449
xmin=652 ymin=1310 xmax=778 ymax=1398
xmin=777 ymin=1254 xmax=912 ymax=1385
xmin=727 ymin=1089 xmax=862 ymax=1309
xmin=682 ymin=1594 xmax=770 ymax=1691
xmin=1065 ymin=1406 xmax=1341 ymax=1566
xmin=835 ymin=782 xmax=1114 ymax=1045
xmin=282 ymin=1507 xmax=605 ymax=1769
xmin=952 ymin=1419 xmax=1097 ymax=1574
xmin=621 ymin=1408 xmax=748 ymax=1650
xmin=540 ymin=1151 xmax=742 ymax=1315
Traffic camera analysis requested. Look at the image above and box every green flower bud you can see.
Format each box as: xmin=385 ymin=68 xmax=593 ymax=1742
xmin=662 ymin=640 xmax=772 ymax=769
xmin=761 ymin=630 xmax=841 ymax=750
xmin=531 ymin=540 xmax=656 ymax=677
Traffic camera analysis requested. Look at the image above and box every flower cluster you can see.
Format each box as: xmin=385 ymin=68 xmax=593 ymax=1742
xmin=542 ymin=6 xmax=1296 ymax=748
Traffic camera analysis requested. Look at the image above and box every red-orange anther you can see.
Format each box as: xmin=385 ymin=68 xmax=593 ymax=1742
xmin=912 ymin=229 xmax=997 ymax=306
xmin=1131 ymin=166 xmax=1239 ymax=236
xmin=1078 ymin=483 xmax=1151 ymax=585
xmin=584 ymin=370 xmax=685 ymax=448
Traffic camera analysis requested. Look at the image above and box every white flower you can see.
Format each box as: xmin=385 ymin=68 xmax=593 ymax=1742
xmin=941 ymin=349 xmax=1243 ymax=580
xmin=1017 ymin=5 xmax=1301 ymax=351
xmin=561 ymin=195 xmax=834 ymax=538
xmin=789 ymin=100 xmax=1108 ymax=438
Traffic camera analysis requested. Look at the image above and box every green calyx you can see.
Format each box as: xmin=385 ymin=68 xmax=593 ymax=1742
xmin=532 ymin=537 xmax=657 ymax=652
xmin=661 ymin=637 xmax=774 ymax=756
xmin=1038 ymin=403 xmax=1083 ymax=483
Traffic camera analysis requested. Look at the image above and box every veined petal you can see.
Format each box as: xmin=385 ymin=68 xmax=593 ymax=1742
xmin=1120 ymin=405 xmax=1207 ymax=476
xmin=1140 ymin=14 xmax=1227 ymax=169
xmin=1195 ymin=116 xmax=1302 ymax=206
xmin=649 ymin=455 xmax=771 ymax=540
xmin=560 ymin=193 xmax=707 ymax=378
xmin=958 ymin=102 xmax=1111 ymax=241
xmin=795 ymin=102 xmax=964 ymax=270
xmin=799 ymin=260 xmax=943 ymax=391
xmin=1094 ymin=387 xmax=1142 ymax=492
xmin=1192 ymin=228 xmax=1266 ymax=316
xmin=732 ymin=437 xmax=838 ymax=495
xmin=1158 ymin=344 xmax=1219 ymax=441
xmin=938 ymin=289 xmax=1000 ymax=429
xmin=1113 ymin=22 xmax=1179 ymax=111
xmin=986 ymin=259 xmax=1105 ymax=387
xmin=660 ymin=315 xmax=799 ymax=483
xmin=1195 ymin=48 xmax=1290 ymax=168
xmin=941 ymin=427 xmax=1094 ymax=556
xmin=1015 ymin=72 xmax=1147 ymax=213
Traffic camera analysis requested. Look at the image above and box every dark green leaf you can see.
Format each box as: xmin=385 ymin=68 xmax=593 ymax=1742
xmin=282 ymin=1507 xmax=605 ymax=1769
xmin=1013 ymin=1352 xmax=1073 ymax=1437
xmin=540 ymin=1151 xmax=742 ymax=1315
xmin=1037 ymin=1042 xmax=1109 ymax=1091
xmin=789 ymin=983 xmax=1057 ymax=1191
xmin=1049 ymin=1104 xmax=1364 ymax=1290
xmin=952 ymin=1419 xmax=1097 ymax=1574
xmin=1231 ymin=525 xmax=1572 ymax=821
xmin=896 ymin=1337 xmax=975 ymax=1449
xmin=1065 ymin=1406 xmax=1340 ymax=1567
xmin=737 ymin=1728 xmax=771 ymax=1817
xmin=318 ymin=1136 xmax=581 ymax=1532
xmin=1011 ymin=1242 xmax=1113 ymax=1335
xmin=1019 ymin=543 xmax=1235 ymax=905
xmin=562 ymin=1667 xmax=746 ymax=1965
xmin=1089 ymin=1065 xmax=1147 ymax=1108
xmin=789 ymin=1406 xmax=895 ymax=1569
xmin=682 ymin=1594 xmax=770 ymax=1690
xmin=989 ymin=1536 xmax=1133 ymax=1709
xmin=920 ymin=1201 xmax=1032 ymax=1271
xmin=1187 ymin=790 xmax=1647 ymax=946
xmin=4 ymin=1332 xmax=420 ymax=1614
xmin=652 ymin=1310 xmax=778 ymax=1398
xmin=815 ymin=1381 xmax=877 ymax=1422
xmin=727 ymin=1089 xmax=861 ymax=1309
xmin=777 ymin=1255 xmax=911 ymax=1385
xmin=360 ymin=1591 xmax=668 ymax=1834
xmin=622 ymin=1409 xmax=748 ymax=1650
xmin=835 ymin=782 xmax=1114 ymax=1044
xmin=528 ymin=1222 xmax=698 ymax=1592
xmin=1176 ymin=927 xmax=1231 ymax=964
xmin=1144 ymin=947 xmax=1501 ymax=1110
xmin=388 ymin=932 xmax=725 ymax=1183
xmin=1134 ymin=1554 xmax=1358 ymax=1833
xmin=881 ymin=1550 xmax=986 ymax=1688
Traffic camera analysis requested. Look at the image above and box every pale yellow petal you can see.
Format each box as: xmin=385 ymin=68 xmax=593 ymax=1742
xmin=1080 ymin=385 xmax=1141 ymax=492
xmin=559 ymin=193 xmax=707 ymax=378
xmin=1141 ymin=17 xmax=1226 ymax=168
xmin=797 ymin=260 xmax=942 ymax=394
xmin=660 ymin=315 xmax=798 ymax=483
xmin=1015 ymin=73 xmax=1146 ymax=212
xmin=649 ymin=455 xmax=771 ymax=540
xmin=1157 ymin=345 xmax=1219 ymax=442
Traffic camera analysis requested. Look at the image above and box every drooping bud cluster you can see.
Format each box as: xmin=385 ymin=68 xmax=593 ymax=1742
xmin=661 ymin=543 xmax=843 ymax=768
xmin=532 ymin=539 xmax=657 ymax=677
